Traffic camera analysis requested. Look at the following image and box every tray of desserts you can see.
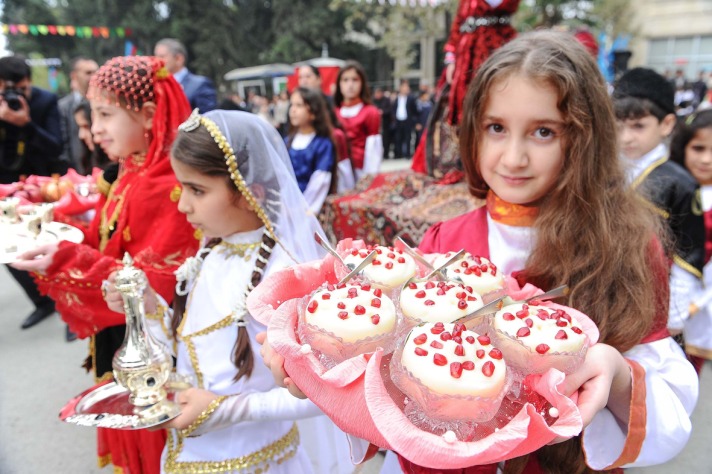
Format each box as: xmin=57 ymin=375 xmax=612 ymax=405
xmin=246 ymin=237 xmax=599 ymax=469
xmin=0 ymin=199 xmax=84 ymax=264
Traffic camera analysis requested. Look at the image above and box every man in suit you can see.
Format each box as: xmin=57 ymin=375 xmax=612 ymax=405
xmin=0 ymin=55 xmax=63 ymax=329
xmin=154 ymin=38 xmax=217 ymax=112
xmin=58 ymin=57 xmax=98 ymax=174
xmin=391 ymin=79 xmax=418 ymax=158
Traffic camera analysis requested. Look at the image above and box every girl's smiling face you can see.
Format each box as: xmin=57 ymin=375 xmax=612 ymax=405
xmin=684 ymin=127 xmax=712 ymax=186
xmin=89 ymin=90 xmax=152 ymax=159
xmin=477 ymin=74 xmax=566 ymax=205
xmin=171 ymin=156 xmax=262 ymax=239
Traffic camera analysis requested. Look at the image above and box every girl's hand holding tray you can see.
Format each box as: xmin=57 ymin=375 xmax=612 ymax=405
xmin=247 ymin=239 xmax=600 ymax=468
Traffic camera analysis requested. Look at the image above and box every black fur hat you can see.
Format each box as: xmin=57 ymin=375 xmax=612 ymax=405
xmin=613 ymin=67 xmax=675 ymax=116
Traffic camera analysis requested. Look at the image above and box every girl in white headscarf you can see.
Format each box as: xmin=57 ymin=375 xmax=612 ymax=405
xmin=104 ymin=109 xmax=352 ymax=473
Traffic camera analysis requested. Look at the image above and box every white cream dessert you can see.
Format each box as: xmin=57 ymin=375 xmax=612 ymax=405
xmin=492 ymin=303 xmax=586 ymax=355
xmin=430 ymin=252 xmax=504 ymax=295
xmin=401 ymin=322 xmax=507 ymax=398
xmin=342 ymin=246 xmax=417 ymax=288
xmin=304 ymin=282 xmax=397 ymax=343
xmin=399 ymin=280 xmax=483 ymax=323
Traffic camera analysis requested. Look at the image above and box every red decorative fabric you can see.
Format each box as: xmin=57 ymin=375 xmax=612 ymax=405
xmin=336 ymin=103 xmax=381 ymax=170
xmin=445 ymin=0 xmax=520 ymax=125
xmin=703 ymin=208 xmax=712 ymax=264
xmin=34 ymin=57 xmax=198 ymax=474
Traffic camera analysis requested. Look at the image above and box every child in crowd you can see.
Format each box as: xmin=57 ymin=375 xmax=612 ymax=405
xmin=334 ymin=61 xmax=383 ymax=180
xmin=670 ymin=109 xmax=712 ymax=373
xmin=12 ymin=56 xmax=198 ymax=473
xmin=285 ymin=87 xmax=336 ymax=214
xmin=104 ymin=110 xmax=352 ymax=473
xmin=613 ymin=67 xmax=706 ymax=336
xmin=263 ymin=31 xmax=699 ymax=473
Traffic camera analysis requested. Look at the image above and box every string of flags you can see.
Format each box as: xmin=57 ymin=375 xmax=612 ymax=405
xmin=1 ymin=24 xmax=132 ymax=39
xmin=356 ymin=0 xmax=446 ymax=5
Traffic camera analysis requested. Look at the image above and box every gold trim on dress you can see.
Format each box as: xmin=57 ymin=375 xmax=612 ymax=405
xmin=685 ymin=343 xmax=712 ymax=360
xmin=180 ymin=395 xmax=228 ymax=438
xmin=215 ymin=240 xmax=261 ymax=260
xmin=96 ymin=173 xmax=111 ymax=196
xmin=99 ymin=181 xmax=131 ymax=252
xmin=178 ymin=314 xmax=236 ymax=389
xmin=164 ymin=423 xmax=300 ymax=474
xmin=673 ymin=254 xmax=703 ymax=279
xmin=631 ymin=156 xmax=668 ymax=191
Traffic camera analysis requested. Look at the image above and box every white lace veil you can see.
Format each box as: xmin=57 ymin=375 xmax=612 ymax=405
xmin=184 ymin=109 xmax=326 ymax=264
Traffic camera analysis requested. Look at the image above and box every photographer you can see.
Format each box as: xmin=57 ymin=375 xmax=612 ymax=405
xmin=0 ymin=55 xmax=64 ymax=184
xmin=1 ymin=55 xmax=63 ymax=330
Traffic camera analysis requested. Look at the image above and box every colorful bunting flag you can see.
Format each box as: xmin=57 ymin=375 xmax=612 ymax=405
xmin=1 ymin=24 xmax=132 ymax=38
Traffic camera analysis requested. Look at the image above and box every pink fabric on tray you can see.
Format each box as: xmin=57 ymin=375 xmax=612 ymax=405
xmin=246 ymin=244 xmax=596 ymax=468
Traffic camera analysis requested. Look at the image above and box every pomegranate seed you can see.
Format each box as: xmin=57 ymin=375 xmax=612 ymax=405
xmin=455 ymin=269 xmax=462 ymax=274
xmin=467 ymin=296 xmax=477 ymax=301
xmin=453 ymin=322 xmax=466 ymax=335
xmin=555 ymin=330 xmax=568 ymax=340
xmin=503 ymin=312 xmax=515 ymax=321
xmin=450 ymin=362 xmax=463 ymax=378
xmin=372 ymin=259 xmax=382 ymax=266
xmin=482 ymin=361 xmax=495 ymax=377
xmin=516 ymin=309 xmax=529 ymax=319
xmin=347 ymin=288 xmax=358 ymax=298
xmin=398 ymin=257 xmax=405 ymax=263
xmin=415 ymin=290 xmax=426 ymax=298
xmin=413 ymin=333 xmax=427 ymax=345
xmin=536 ymin=309 xmax=549 ymax=320
xmin=474 ymin=256 xmax=482 ymax=264
xmin=307 ymin=300 xmax=318 ymax=313
xmin=456 ymin=292 xmax=467 ymax=299
xmin=560 ymin=313 xmax=572 ymax=322
xmin=336 ymin=283 xmax=346 ymax=289
xmin=361 ymin=284 xmax=371 ymax=291
xmin=373 ymin=288 xmax=382 ymax=297
xmin=465 ymin=336 xmax=475 ymax=344
xmin=351 ymin=249 xmax=359 ymax=256
xmin=408 ymin=282 xmax=417 ymax=290
xmin=536 ymin=344 xmax=550 ymax=354
xmin=571 ymin=326 xmax=583 ymax=334
xmin=476 ymin=349 xmax=485 ymax=359
xmin=455 ymin=344 xmax=465 ymax=356
xmin=556 ymin=319 xmax=568 ymax=327
xmin=464 ymin=268 xmax=473 ymax=275
xmin=338 ymin=311 xmax=349 ymax=320
xmin=461 ymin=261 xmax=469 ymax=268
xmin=453 ymin=336 xmax=462 ymax=344
xmin=359 ymin=251 xmax=368 ymax=258
xmin=371 ymin=298 xmax=381 ymax=308
xmin=371 ymin=314 xmax=380 ymax=325
xmin=354 ymin=305 xmax=366 ymax=315
xmin=433 ymin=354 xmax=448 ymax=366
xmin=415 ymin=347 xmax=428 ymax=356
xmin=321 ymin=293 xmax=331 ymax=300
xmin=457 ymin=300 xmax=468 ymax=310
xmin=441 ymin=331 xmax=452 ymax=341
xmin=375 ymin=248 xmax=383 ymax=254
xmin=522 ymin=304 xmax=529 ymax=310
xmin=327 ymin=284 xmax=335 ymax=291
xmin=462 ymin=361 xmax=475 ymax=370
xmin=489 ymin=348 xmax=503 ymax=360
xmin=437 ymin=288 xmax=446 ymax=296
xmin=387 ymin=252 xmax=395 ymax=259
xmin=424 ymin=300 xmax=435 ymax=306
xmin=465 ymin=286 xmax=473 ymax=293
xmin=425 ymin=281 xmax=435 ymax=289
xmin=337 ymin=302 xmax=346 ymax=309
xmin=431 ymin=326 xmax=444 ymax=335
xmin=385 ymin=262 xmax=394 ymax=269
xmin=477 ymin=335 xmax=491 ymax=346
xmin=525 ymin=318 xmax=534 ymax=328
xmin=430 ymin=340 xmax=443 ymax=349
xmin=516 ymin=327 xmax=531 ymax=337
xmin=474 ymin=267 xmax=482 ymax=276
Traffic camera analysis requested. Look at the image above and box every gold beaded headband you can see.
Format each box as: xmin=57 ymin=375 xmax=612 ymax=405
xmin=178 ymin=109 xmax=278 ymax=241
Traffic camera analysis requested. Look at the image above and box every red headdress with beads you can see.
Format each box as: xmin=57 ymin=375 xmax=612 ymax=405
xmin=88 ymin=56 xmax=191 ymax=175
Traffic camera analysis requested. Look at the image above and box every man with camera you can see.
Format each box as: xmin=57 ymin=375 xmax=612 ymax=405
xmin=0 ymin=55 xmax=64 ymax=330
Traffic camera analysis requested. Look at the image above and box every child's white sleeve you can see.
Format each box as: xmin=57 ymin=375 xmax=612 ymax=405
xmin=302 ymin=170 xmax=331 ymax=215
xmin=183 ymin=387 xmax=323 ymax=437
xmin=144 ymin=293 xmax=175 ymax=357
xmin=668 ymin=262 xmax=703 ymax=330
xmin=361 ymin=134 xmax=383 ymax=176
xmin=582 ymin=337 xmax=698 ymax=469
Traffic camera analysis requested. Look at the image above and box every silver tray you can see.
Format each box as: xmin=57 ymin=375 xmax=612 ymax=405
xmin=60 ymin=380 xmax=186 ymax=430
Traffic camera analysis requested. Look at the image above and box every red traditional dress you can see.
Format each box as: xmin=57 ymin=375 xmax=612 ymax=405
xmin=391 ymin=193 xmax=697 ymax=472
xmin=412 ymin=0 xmax=519 ymax=175
xmin=336 ymin=100 xmax=382 ymax=174
xmin=35 ymin=57 xmax=198 ymax=474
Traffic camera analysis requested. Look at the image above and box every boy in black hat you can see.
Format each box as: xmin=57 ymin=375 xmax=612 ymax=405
xmin=613 ymin=67 xmax=705 ymax=335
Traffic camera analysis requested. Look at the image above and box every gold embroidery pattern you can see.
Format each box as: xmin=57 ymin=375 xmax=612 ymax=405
xmin=215 ymin=240 xmax=261 ymax=260
xmin=178 ymin=314 xmax=236 ymax=389
xmin=631 ymin=156 xmax=668 ymax=191
xmin=180 ymin=395 xmax=228 ymax=438
xmin=96 ymin=173 xmax=111 ymax=196
xmin=170 ymin=185 xmax=182 ymax=203
xmin=122 ymin=226 xmax=131 ymax=242
xmin=673 ymin=254 xmax=703 ymax=279
xmin=692 ymin=189 xmax=703 ymax=216
xmin=99 ymin=181 xmax=131 ymax=252
xmin=146 ymin=304 xmax=171 ymax=341
xmin=165 ymin=423 xmax=299 ymax=474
